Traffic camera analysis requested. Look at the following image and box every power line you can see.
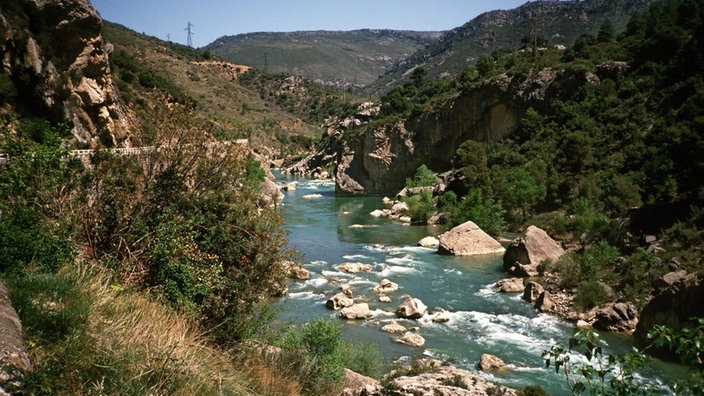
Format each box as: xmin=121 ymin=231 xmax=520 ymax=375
xmin=185 ymin=21 xmax=194 ymax=47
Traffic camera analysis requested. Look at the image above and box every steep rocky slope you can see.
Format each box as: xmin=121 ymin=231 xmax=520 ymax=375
xmin=332 ymin=70 xmax=559 ymax=195
xmin=1 ymin=0 xmax=133 ymax=147
xmin=370 ymin=0 xmax=659 ymax=92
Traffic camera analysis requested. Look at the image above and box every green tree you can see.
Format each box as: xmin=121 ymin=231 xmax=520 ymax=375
xmin=405 ymin=164 xmax=437 ymax=188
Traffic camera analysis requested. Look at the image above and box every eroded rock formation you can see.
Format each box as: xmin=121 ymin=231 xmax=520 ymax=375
xmin=0 ymin=0 xmax=132 ymax=147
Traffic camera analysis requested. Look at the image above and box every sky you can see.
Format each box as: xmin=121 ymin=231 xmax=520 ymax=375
xmin=91 ymin=0 xmax=529 ymax=48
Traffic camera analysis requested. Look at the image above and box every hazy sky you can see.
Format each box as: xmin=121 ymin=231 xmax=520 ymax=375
xmin=91 ymin=0 xmax=528 ymax=48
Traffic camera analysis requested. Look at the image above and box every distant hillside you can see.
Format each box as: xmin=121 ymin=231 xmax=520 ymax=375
xmin=370 ymin=0 xmax=660 ymax=92
xmin=102 ymin=22 xmax=359 ymax=157
xmin=204 ymin=30 xmax=443 ymax=87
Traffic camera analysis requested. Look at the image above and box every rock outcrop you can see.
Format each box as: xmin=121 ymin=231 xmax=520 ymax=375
xmin=437 ymin=221 xmax=505 ymax=256
xmin=634 ymin=281 xmax=704 ymax=355
xmin=358 ymin=358 xmax=517 ymax=396
xmin=594 ymin=302 xmax=638 ymax=333
xmin=0 ymin=0 xmax=133 ymax=147
xmin=285 ymin=102 xmax=380 ymax=177
xmin=503 ymin=225 xmax=565 ymax=276
xmin=334 ymin=76 xmax=529 ymax=195
xmin=0 ymin=281 xmax=31 ymax=394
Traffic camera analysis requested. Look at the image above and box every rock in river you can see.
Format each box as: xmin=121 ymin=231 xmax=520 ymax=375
xmin=395 ymin=297 xmax=428 ymax=319
xmin=437 ymin=221 xmax=505 ymax=256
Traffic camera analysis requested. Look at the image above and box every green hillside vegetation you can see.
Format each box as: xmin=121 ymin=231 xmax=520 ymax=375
xmin=385 ymin=0 xmax=703 ymax=315
xmin=370 ymin=0 xmax=659 ymax=92
xmin=205 ymin=29 xmax=442 ymax=87
xmin=103 ymin=21 xmax=354 ymax=157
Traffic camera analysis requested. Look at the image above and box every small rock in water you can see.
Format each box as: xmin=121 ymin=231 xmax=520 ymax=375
xmin=302 ymin=193 xmax=323 ymax=199
xmin=381 ymin=322 xmax=407 ymax=333
xmin=395 ymin=332 xmax=425 ymax=347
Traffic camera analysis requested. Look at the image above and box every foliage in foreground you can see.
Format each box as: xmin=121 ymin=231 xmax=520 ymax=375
xmin=5 ymin=265 xmax=255 ymax=395
xmin=276 ymin=318 xmax=383 ymax=395
xmin=544 ymin=324 xmax=704 ymax=395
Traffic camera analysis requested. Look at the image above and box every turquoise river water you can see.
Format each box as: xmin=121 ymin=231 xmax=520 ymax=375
xmin=272 ymin=176 xmax=684 ymax=394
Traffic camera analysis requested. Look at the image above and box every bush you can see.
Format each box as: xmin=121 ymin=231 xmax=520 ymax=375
xmin=551 ymin=253 xmax=582 ymax=289
xmin=579 ymin=240 xmax=619 ymax=278
xmin=403 ymin=189 xmax=436 ymax=224
xmin=574 ymin=280 xmax=613 ymax=310
xmin=340 ymin=341 xmax=383 ymax=379
xmin=447 ymin=189 xmax=505 ymax=236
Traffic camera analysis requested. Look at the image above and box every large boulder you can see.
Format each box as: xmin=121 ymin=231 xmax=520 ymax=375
xmin=437 ymin=221 xmax=505 ymax=256
xmin=634 ymin=284 xmax=704 ymax=356
xmin=340 ymin=369 xmax=380 ymax=396
xmin=534 ymin=291 xmax=555 ymax=313
xmin=340 ymin=303 xmax=373 ymax=320
xmin=325 ymin=293 xmax=354 ymax=311
xmin=496 ymin=278 xmax=525 ymax=293
xmin=503 ymin=226 xmax=565 ymax=276
xmin=417 ymin=236 xmax=440 ymax=248
xmin=594 ymin=302 xmax=638 ymax=333
xmin=478 ymin=354 xmax=506 ymax=372
xmin=395 ymin=297 xmax=428 ymax=319
xmin=381 ymin=322 xmax=408 ymax=333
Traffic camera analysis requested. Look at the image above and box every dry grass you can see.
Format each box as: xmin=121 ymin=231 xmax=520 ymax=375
xmin=56 ymin=264 xmax=305 ymax=395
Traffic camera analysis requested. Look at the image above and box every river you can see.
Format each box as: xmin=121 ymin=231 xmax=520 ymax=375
xmin=272 ymin=176 xmax=683 ymax=394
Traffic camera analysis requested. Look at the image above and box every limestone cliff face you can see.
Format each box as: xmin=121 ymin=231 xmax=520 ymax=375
xmin=0 ymin=0 xmax=132 ymax=147
xmin=335 ymin=75 xmax=527 ymax=195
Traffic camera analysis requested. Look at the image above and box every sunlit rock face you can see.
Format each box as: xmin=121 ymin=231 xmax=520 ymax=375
xmin=335 ymin=75 xmax=527 ymax=195
xmin=0 ymin=0 xmax=132 ymax=147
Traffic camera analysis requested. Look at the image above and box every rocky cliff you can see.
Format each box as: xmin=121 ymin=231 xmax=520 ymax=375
xmin=0 ymin=0 xmax=132 ymax=147
xmin=334 ymin=72 xmax=548 ymax=195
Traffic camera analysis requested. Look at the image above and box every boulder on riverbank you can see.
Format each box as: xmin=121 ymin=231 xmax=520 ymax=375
xmin=478 ymin=354 xmax=507 ymax=372
xmin=496 ymin=278 xmax=525 ymax=293
xmin=417 ymin=236 xmax=440 ymax=248
xmin=395 ymin=297 xmax=428 ymax=319
xmin=437 ymin=221 xmax=505 ymax=256
xmin=594 ymin=302 xmax=638 ymax=333
xmin=503 ymin=226 xmax=565 ymax=276
xmin=361 ymin=358 xmax=518 ymax=396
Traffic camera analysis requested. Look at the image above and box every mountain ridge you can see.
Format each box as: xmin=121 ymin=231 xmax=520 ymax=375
xmin=205 ymin=29 xmax=443 ymax=87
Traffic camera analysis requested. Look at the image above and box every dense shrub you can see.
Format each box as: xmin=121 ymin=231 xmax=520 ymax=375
xmin=403 ymin=189 xmax=436 ymax=224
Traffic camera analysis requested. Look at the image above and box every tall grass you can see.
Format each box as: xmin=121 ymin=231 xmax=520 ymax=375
xmin=7 ymin=264 xmax=305 ymax=395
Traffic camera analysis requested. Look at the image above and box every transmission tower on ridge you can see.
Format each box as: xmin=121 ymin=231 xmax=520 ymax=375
xmin=185 ymin=21 xmax=194 ymax=47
